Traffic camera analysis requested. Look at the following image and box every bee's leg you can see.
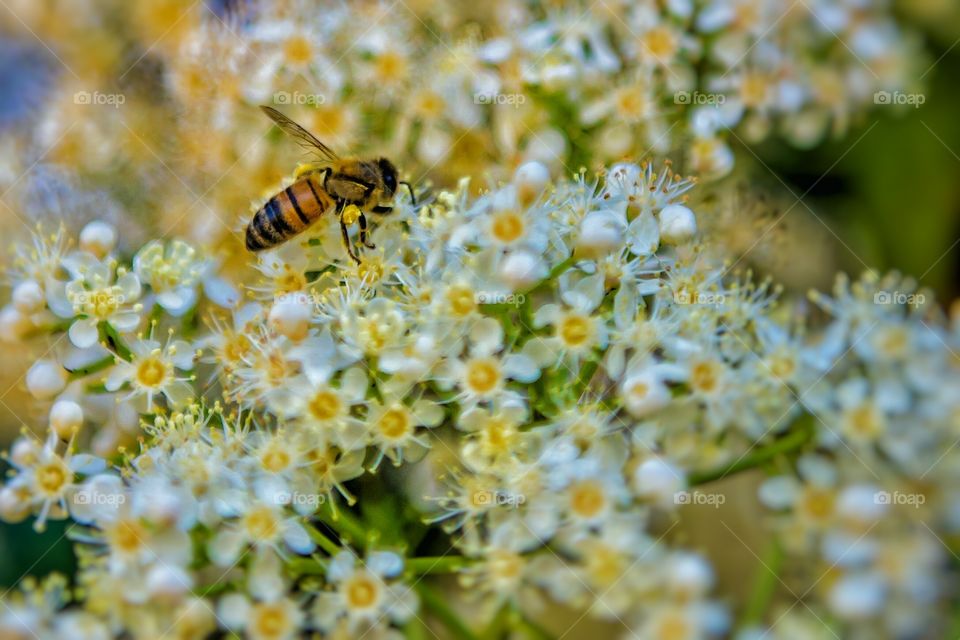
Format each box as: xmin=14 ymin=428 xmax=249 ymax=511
xmin=339 ymin=220 xmax=361 ymax=264
xmin=399 ymin=181 xmax=416 ymax=206
xmin=335 ymin=200 xmax=361 ymax=264
xmin=358 ymin=213 xmax=375 ymax=250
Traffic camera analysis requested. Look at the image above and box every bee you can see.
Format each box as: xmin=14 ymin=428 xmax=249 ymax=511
xmin=246 ymin=105 xmax=415 ymax=263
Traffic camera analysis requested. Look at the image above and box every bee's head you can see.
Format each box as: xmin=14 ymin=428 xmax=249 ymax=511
xmin=377 ymin=157 xmax=398 ymax=198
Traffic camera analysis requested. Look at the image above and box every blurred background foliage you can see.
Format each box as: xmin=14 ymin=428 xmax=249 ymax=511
xmin=0 ymin=0 xmax=957 ymax=615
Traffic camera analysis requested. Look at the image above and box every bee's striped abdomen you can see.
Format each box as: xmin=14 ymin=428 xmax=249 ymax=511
xmin=246 ymin=175 xmax=334 ymax=251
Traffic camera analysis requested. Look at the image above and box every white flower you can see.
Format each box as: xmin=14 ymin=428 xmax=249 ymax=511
xmin=55 ymin=255 xmax=142 ymax=349
xmin=134 ymin=239 xmax=207 ymax=316
xmin=658 ymin=204 xmax=697 ymax=244
xmin=105 ymin=333 xmax=195 ymax=411
xmin=26 ymin=359 xmax=67 ymax=400
xmin=313 ymin=551 xmax=417 ymax=633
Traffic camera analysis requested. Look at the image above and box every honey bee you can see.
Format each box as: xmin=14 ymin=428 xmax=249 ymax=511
xmin=246 ymin=105 xmax=414 ymax=263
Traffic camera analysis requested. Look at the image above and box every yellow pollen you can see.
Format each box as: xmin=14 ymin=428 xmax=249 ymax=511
xmin=800 ymin=488 xmax=835 ymax=522
xmin=345 ymin=574 xmax=379 ymax=609
xmin=261 ymin=446 xmax=291 ymax=473
xmin=569 ymin=480 xmax=606 ymax=518
xmin=690 ymin=360 xmax=722 ymax=394
xmin=447 ymin=285 xmax=476 ymax=317
xmin=490 ymin=210 xmax=525 ymax=244
xmin=251 ymin=602 xmax=291 ymax=639
xmin=558 ymin=314 xmax=592 ymax=347
xmin=243 ymin=504 xmax=280 ymax=541
xmin=465 ymin=358 xmax=501 ymax=395
xmin=35 ymin=461 xmax=68 ymax=495
xmin=308 ymin=389 xmax=341 ymax=421
xmin=283 ymin=35 xmax=313 ymax=66
xmin=378 ymin=406 xmax=412 ymax=440
xmin=136 ymin=355 xmax=169 ymax=389
xmin=108 ymin=520 xmax=146 ymax=553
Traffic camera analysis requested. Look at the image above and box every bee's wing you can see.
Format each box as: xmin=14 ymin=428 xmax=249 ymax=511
xmin=260 ymin=105 xmax=339 ymax=161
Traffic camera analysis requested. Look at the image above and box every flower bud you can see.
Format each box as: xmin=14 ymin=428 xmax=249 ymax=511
xmin=658 ymin=204 xmax=697 ymax=245
xmin=50 ymin=400 xmax=84 ymax=438
xmin=0 ymin=306 xmax=31 ymax=342
xmin=269 ymin=296 xmax=313 ymax=341
xmin=576 ymin=210 xmax=623 ymax=257
xmin=79 ymin=220 xmax=118 ymax=258
xmin=0 ymin=487 xmax=29 ymax=523
xmin=513 ymin=161 xmax=550 ymax=207
xmin=621 ymin=370 xmax=670 ymax=417
xmin=499 ymin=250 xmax=546 ymax=290
xmin=633 ymin=457 xmax=684 ymax=505
xmin=11 ymin=438 xmax=39 ymax=467
xmin=12 ymin=281 xmax=45 ymax=314
xmin=26 ymin=360 xmax=67 ymax=400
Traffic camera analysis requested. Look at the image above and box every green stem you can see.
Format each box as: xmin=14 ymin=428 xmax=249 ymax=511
xmin=416 ymin=582 xmax=479 ymax=640
xmin=98 ymin=321 xmax=133 ymax=361
xmin=688 ymin=414 xmax=815 ymax=486
xmin=514 ymin=612 xmax=554 ymax=640
xmin=65 ymin=355 xmax=115 ymax=380
xmin=405 ymin=555 xmax=474 ymax=575
xmin=741 ymin=539 xmax=783 ymax=626
xmin=304 ymin=522 xmax=342 ymax=556
xmin=315 ymin=501 xmax=370 ymax=546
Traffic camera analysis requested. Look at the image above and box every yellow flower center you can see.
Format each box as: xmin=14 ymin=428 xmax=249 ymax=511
xmin=223 ymin=332 xmax=251 ymax=363
xmin=344 ymin=574 xmax=380 ymax=609
xmin=844 ymin=404 xmax=884 ymax=440
xmin=136 ymin=355 xmax=169 ymax=389
xmin=614 ymin=85 xmax=648 ymax=119
xmin=490 ymin=210 xmax=525 ymax=244
xmin=275 ymin=269 xmax=307 ymax=294
xmin=489 ymin=549 xmax=524 ymax=581
xmin=243 ymin=504 xmax=280 ymax=541
xmin=308 ymin=389 xmax=342 ymax=421
xmin=261 ymin=445 xmax=291 ymax=473
xmin=35 ymin=461 xmax=69 ymax=496
xmin=465 ymin=358 xmax=502 ymax=395
xmin=800 ymin=488 xmax=835 ymax=523
xmin=378 ymin=406 xmax=412 ymax=440
xmin=557 ymin=313 xmax=593 ymax=348
xmin=690 ymin=360 xmax=722 ymax=394
xmin=283 ymin=35 xmax=313 ymax=66
xmin=415 ymin=90 xmax=446 ymax=118
xmin=569 ymin=480 xmax=606 ymax=518
xmin=740 ymin=72 xmax=771 ymax=108
xmin=108 ymin=520 xmax=146 ymax=554
xmin=447 ymin=285 xmax=477 ymax=317
xmin=654 ymin=610 xmax=693 ymax=640
xmin=375 ymin=50 xmax=407 ymax=82
xmin=251 ymin=602 xmax=292 ymax=639
xmin=585 ymin=545 xmax=626 ymax=586
xmin=643 ymin=26 xmax=678 ymax=61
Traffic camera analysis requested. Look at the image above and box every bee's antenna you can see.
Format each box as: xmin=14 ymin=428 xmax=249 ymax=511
xmin=400 ymin=181 xmax=417 ymax=207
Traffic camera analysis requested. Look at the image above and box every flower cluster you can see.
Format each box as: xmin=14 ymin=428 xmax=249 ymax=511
xmin=0 ymin=155 xmax=957 ymax=638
